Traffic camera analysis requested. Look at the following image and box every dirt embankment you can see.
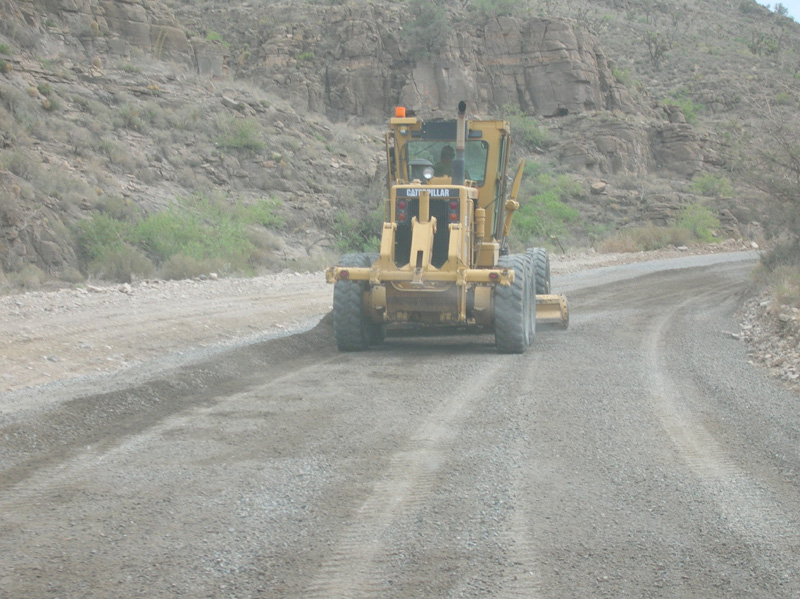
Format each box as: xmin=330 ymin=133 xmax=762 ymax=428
xmin=0 ymin=272 xmax=330 ymax=394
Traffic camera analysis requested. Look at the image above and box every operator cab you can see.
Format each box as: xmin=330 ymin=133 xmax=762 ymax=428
xmin=403 ymin=139 xmax=487 ymax=186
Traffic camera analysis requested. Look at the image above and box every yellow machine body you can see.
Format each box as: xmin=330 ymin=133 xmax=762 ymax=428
xmin=326 ymin=103 xmax=568 ymax=351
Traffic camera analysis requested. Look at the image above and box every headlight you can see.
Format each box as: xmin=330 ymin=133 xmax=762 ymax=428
xmin=423 ymin=166 xmax=435 ymax=181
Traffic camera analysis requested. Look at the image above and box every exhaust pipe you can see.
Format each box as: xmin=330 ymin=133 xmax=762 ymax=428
xmin=453 ymin=101 xmax=466 ymax=186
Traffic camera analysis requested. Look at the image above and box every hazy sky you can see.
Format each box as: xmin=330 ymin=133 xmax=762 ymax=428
xmin=773 ymin=0 xmax=800 ymax=19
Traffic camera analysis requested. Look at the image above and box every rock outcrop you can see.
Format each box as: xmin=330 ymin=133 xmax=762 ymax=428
xmin=175 ymin=3 xmax=634 ymax=120
xmin=0 ymin=0 xmax=202 ymax=70
xmin=0 ymin=0 xmax=759 ymax=279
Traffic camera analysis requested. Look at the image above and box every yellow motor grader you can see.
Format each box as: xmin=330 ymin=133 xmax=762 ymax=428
xmin=325 ymin=101 xmax=568 ymax=352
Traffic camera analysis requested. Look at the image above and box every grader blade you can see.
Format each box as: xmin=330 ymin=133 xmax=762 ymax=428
xmin=535 ymin=294 xmax=569 ymax=329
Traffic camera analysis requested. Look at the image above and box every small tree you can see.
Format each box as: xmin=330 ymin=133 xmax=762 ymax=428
xmin=644 ymin=31 xmax=670 ymax=70
xmin=774 ymin=3 xmax=790 ymax=17
xmin=748 ymin=89 xmax=800 ymax=263
xmin=407 ymin=0 xmax=449 ymax=60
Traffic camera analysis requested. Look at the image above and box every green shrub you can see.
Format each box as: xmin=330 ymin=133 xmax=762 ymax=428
xmin=513 ymin=171 xmax=581 ymax=244
xmin=739 ymin=0 xmax=762 ymax=14
xmin=664 ymin=91 xmax=703 ymax=124
xmin=500 ymin=104 xmax=552 ymax=149
xmin=676 ymin=203 xmax=720 ymax=242
xmin=689 ymin=173 xmax=733 ymax=198
xmin=76 ymin=212 xmax=130 ymax=262
xmin=236 ymin=197 xmax=284 ymax=228
xmin=116 ymin=104 xmax=145 ymax=131
xmin=406 ymin=0 xmax=448 ymax=59
xmin=205 ymin=30 xmax=230 ymax=47
xmin=75 ymin=194 xmax=284 ymax=281
xmin=748 ymin=31 xmax=780 ymax=56
xmin=333 ymin=208 xmax=382 ymax=253
xmin=216 ymin=116 xmax=265 ymax=152
xmin=611 ymin=64 xmax=633 ymax=86
xmin=134 ymin=208 xmax=207 ymax=263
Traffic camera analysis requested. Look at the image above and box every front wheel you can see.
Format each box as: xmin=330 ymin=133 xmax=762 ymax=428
xmin=332 ymin=253 xmax=374 ymax=351
xmin=494 ymin=254 xmax=532 ymax=354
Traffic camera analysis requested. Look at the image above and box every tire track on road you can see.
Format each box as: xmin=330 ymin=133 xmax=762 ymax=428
xmin=302 ymin=363 xmax=497 ymax=599
xmin=644 ymin=281 xmax=800 ymax=562
xmin=493 ymin=445 xmax=545 ymax=599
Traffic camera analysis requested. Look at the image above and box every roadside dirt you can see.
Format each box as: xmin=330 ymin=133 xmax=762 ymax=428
xmin=1 ymin=240 xmax=775 ymax=396
xmin=0 ymin=272 xmax=330 ymax=395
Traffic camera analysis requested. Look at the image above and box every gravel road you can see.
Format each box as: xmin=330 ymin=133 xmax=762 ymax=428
xmin=2 ymin=249 xmax=799 ymax=598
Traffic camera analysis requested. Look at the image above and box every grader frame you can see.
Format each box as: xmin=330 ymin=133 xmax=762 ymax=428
xmin=325 ymin=102 xmax=568 ymax=352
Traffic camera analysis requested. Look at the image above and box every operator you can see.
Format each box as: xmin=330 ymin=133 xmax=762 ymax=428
xmin=434 ymin=145 xmax=455 ymax=176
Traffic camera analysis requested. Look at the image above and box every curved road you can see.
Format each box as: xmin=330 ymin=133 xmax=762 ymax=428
xmin=2 ymin=252 xmax=799 ymax=598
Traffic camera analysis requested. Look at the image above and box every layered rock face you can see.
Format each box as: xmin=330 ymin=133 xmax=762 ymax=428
xmin=406 ymin=17 xmax=631 ymax=118
xmin=219 ymin=4 xmax=633 ymax=120
xmin=189 ymin=2 xmax=709 ymax=178
xmin=0 ymin=0 xmax=727 ymax=277
xmin=1 ymin=0 xmax=195 ymax=68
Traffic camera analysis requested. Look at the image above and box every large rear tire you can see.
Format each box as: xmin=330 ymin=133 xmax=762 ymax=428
xmin=333 ymin=253 xmax=374 ymax=351
xmin=524 ymin=252 xmax=536 ymax=344
xmin=494 ymin=254 xmax=531 ymax=354
xmin=527 ymin=247 xmax=551 ymax=295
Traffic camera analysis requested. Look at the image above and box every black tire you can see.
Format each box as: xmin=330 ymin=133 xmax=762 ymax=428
xmin=524 ymin=252 xmax=536 ymax=344
xmin=494 ymin=254 xmax=531 ymax=354
xmin=333 ymin=253 xmax=374 ymax=351
xmin=527 ymin=247 xmax=551 ymax=295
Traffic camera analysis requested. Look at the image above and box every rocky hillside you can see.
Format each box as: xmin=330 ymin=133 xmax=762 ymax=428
xmin=0 ymin=0 xmax=798 ymax=285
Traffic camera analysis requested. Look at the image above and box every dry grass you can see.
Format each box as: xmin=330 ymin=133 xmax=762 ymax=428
xmin=773 ymin=266 xmax=800 ymax=308
xmin=599 ymin=224 xmax=694 ymax=253
xmin=753 ymin=241 xmax=800 ymax=309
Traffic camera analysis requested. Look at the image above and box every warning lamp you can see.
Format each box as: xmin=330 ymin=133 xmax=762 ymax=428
xmin=397 ymin=197 xmax=409 ymax=223
xmin=447 ymin=199 xmax=459 ymax=223
xmin=395 ymin=106 xmax=406 ymax=118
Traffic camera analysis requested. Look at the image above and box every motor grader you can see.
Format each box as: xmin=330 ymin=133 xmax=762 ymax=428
xmin=325 ymin=101 xmax=568 ymax=353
